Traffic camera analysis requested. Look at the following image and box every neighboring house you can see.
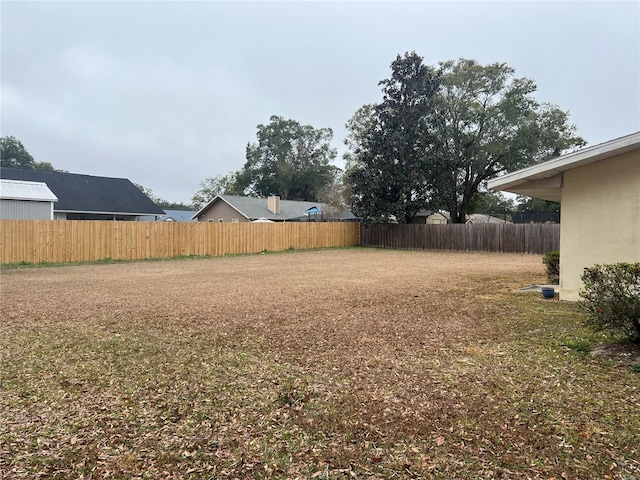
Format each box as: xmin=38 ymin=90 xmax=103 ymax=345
xmin=192 ymin=194 xmax=331 ymax=222
xmin=409 ymin=210 xmax=450 ymax=224
xmin=466 ymin=214 xmax=511 ymax=225
xmin=411 ymin=211 xmax=509 ymax=224
xmin=426 ymin=212 xmax=449 ymax=224
xmin=0 ymin=179 xmax=58 ymax=220
xmin=487 ymin=131 xmax=640 ymax=301
xmin=0 ymin=167 xmax=165 ymax=220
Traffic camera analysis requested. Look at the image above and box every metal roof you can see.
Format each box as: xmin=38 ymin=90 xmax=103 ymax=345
xmin=0 ymin=179 xmax=58 ymax=202
xmin=487 ymin=131 xmax=640 ymax=202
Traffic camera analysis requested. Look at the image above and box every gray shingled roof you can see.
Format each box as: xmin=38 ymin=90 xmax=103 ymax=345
xmin=0 ymin=167 xmax=164 ymax=216
xmin=194 ymin=195 xmax=327 ymax=221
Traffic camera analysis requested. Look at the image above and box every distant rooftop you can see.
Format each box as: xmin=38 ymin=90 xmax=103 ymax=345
xmin=193 ymin=194 xmax=328 ymax=221
xmin=0 ymin=167 xmax=164 ymax=216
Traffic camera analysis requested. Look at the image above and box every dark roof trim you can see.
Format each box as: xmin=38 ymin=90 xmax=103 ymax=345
xmin=56 ymin=209 xmax=161 ymax=216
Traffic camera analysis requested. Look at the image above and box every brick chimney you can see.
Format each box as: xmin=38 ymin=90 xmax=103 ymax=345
xmin=267 ymin=195 xmax=280 ymax=214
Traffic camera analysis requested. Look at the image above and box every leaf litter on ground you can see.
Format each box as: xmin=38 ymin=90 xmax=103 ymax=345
xmin=1 ymin=249 xmax=638 ymax=479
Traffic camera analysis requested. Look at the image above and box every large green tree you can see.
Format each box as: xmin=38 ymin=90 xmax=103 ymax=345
xmin=191 ymin=172 xmax=241 ymax=210
xmin=346 ymin=52 xmax=442 ymax=223
xmin=432 ymin=59 xmax=585 ymax=222
xmin=345 ymin=57 xmax=586 ymax=224
xmin=233 ymin=116 xmax=339 ymax=201
xmin=1 ymin=135 xmax=54 ymax=171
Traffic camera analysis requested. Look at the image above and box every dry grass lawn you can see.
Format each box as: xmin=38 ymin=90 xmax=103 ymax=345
xmin=1 ymin=248 xmax=639 ymax=479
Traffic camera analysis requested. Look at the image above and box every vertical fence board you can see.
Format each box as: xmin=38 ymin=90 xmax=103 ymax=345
xmin=360 ymin=223 xmax=559 ymax=254
xmin=0 ymin=220 xmax=556 ymax=264
xmin=1 ymin=220 xmax=360 ymax=264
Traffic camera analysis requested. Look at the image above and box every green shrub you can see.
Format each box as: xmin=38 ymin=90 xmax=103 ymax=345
xmin=579 ymin=263 xmax=640 ymax=343
xmin=542 ymin=250 xmax=560 ymax=284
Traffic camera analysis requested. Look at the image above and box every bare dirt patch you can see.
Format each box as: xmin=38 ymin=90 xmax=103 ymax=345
xmin=1 ymin=249 xmax=639 ymax=479
xmin=591 ymin=342 xmax=640 ymax=366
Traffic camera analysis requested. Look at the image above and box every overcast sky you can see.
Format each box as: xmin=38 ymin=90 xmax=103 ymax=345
xmin=2 ymin=1 xmax=639 ymax=205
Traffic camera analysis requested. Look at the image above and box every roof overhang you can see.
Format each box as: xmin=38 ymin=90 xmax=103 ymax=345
xmin=487 ymin=131 xmax=640 ymax=202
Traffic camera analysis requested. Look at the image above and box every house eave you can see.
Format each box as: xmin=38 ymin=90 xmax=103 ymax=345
xmin=487 ymin=131 xmax=640 ymax=201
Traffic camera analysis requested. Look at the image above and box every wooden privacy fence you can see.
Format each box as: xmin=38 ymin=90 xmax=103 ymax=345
xmin=360 ymin=223 xmax=560 ymax=254
xmin=0 ymin=220 xmax=361 ymax=264
xmin=0 ymin=221 xmax=559 ymax=265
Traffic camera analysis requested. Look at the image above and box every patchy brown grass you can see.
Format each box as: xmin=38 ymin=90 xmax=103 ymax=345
xmin=1 ymin=249 xmax=638 ymax=479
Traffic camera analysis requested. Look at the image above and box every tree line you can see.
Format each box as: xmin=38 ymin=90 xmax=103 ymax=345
xmin=192 ymin=53 xmax=579 ymax=220
xmin=2 ymin=53 xmax=581 ymax=220
xmin=0 ymin=136 xmax=55 ymax=172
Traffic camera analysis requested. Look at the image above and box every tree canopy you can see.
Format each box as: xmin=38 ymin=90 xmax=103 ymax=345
xmin=431 ymin=59 xmax=585 ymax=222
xmin=345 ymin=55 xmax=586 ymax=223
xmin=346 ymin=52 xmax=442 ymax=223
xmin=1 ymin=135 xmax=54 ymax=171
xmin=468 ymin=190 xmax=516 ymax=215
xmin=233 ymin=116 xmax=339 ymax=201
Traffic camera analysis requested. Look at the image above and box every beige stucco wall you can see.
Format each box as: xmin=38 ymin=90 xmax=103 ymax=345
xmin=559 ymin=150 xmax=640 ymax=300
xmin=197 ymin=201 xmax=249 ymax=222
